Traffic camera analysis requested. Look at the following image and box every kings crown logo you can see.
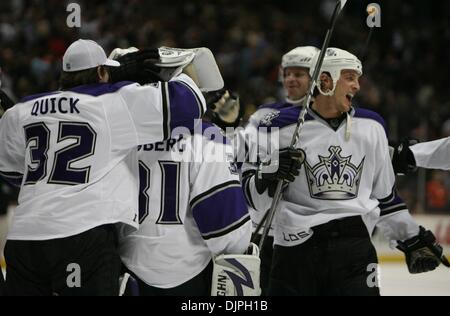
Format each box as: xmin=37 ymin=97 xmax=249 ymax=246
xmin=305 ymin=146 xmax=365 ymax=200
xmin=260 ymin=110 xmax=280 ymax=127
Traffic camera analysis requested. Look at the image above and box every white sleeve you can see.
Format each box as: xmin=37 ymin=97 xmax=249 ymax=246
xmin=0 ymin=108 xmax=25 ymax=186
xmin=376 ymin=210 xmax=420 ymax=246
xmin=372 ymin=125 xmax=419 ymax=243
xmin=189 ymin=133 xmax=251 ymax=256
xmin=371 ymin=126 xmax=397 ymax=200
xmin=118 ymin=74 xmax=206 ymax=145
xmin=411 ymin=137 xmax=450 ymax=170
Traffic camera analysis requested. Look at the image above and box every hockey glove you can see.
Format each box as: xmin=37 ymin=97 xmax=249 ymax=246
xmin=0 ymin=90 xmax=15 ymax=118
xmin=391 ymin=139 xmax=418 ymax=175
xmin=397 ymin=226 xmax=450 ymax=274
xmin=255 ymin=148 xmax=305 ymax=197
xmin=206 ymin=89 xmax=243 ymax=129
xmin=108 ymin=48 xmax=170 ymax=84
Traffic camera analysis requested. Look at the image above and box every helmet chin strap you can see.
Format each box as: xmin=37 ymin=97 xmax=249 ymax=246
xmin=317 ymin=78 xmax=337 ymax=96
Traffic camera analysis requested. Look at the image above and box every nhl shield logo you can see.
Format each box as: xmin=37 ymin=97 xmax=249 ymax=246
xmin=305 ymin=146 xmax=365 ymax=200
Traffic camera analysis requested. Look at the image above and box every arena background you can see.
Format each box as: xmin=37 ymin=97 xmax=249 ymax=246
xmin=1 ymin=0 xmax=449 ymax=295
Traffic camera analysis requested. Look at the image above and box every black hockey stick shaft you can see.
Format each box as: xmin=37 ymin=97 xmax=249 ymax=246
xmin=256 ymin=0 xmax=348 ymax=250
xmin=360 ymin=26 xmax=374 ymax=64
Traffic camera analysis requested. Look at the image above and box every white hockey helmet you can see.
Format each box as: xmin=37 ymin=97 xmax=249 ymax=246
xmin=311 ymin=48 xmax=363 ymax=96
xmin=282 ymin=46 xmax=320 ymax=70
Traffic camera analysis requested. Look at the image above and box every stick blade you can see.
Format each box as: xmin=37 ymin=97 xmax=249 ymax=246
xmin=340 ymin=0 xmax=348 ymax=10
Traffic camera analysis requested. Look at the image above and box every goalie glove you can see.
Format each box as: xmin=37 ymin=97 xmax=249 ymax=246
xmin=108 ymin=48 xmax=172 ymax=84
xmin=211 ymin=243 xmax=261 ymax=296
xmin=206 ymin=89 xmax=243 ymax=129
xmin=397 ymin=226 xmax=450 ymax=274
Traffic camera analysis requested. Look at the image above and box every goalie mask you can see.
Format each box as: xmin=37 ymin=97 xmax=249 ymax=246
xmin=279 ymin=46 xmax=319 ymax=81
xmin=311 ymin=47 xmax=363 ymax=96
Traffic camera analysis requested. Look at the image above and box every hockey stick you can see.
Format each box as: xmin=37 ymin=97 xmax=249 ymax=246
xmin=359 ymin=26 xmax=374 ymax=64
xmin=255 ymin=0 xmax=349 ymax=251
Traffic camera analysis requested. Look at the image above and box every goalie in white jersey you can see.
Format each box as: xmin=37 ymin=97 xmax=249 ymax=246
xmin=118 ymin=122 xmax=252 ymax=296
xmin=0 ymin=39 xmax=207 ymax=295
xmin=242 ymin=48 xmax=448 ymax=296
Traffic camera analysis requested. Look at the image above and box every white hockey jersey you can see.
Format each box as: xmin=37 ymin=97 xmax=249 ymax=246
xmin=411 ymin=137 xmax=450 ymax=170
xmin=0 ymin=74 xmax=206 ymax=240
xmin=242 ymin=105 xmax=419 ymax=247
xmin=118 ymin=122 xmax=251 ymax=288
xmin=239 ymin=100 xmax=296 ymax=237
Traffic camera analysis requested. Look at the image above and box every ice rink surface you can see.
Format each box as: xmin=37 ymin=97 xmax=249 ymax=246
xmin=380 ymin=263 xmax=450 ymax=296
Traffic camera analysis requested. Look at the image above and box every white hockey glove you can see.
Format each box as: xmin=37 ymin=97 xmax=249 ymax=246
xmin=211 ymin=243 xmax=261 ymax=296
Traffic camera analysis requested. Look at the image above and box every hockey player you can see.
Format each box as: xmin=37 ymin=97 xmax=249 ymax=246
xmin=392 ymin=137 xmax=450 ymax=173
xmin=0 ymin=88 xmax=17 ymax=296
xmin=118 ymin=122 xmax=252 ymax=296
xmin=106 ymin=48 xmax=253 ymax=296
xmin=0 ymin=39 xmax=208 ymax=295
xmin=242 ymin=48 xmax=447 ymax=296
xmin=241 ymin=46 xmax=319 ymax=295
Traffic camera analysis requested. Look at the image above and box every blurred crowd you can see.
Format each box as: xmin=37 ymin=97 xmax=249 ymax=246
xmin=0 ymin=0 xmax=449 ymax=213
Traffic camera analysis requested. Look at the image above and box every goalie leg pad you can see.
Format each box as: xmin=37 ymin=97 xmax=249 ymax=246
xmin=211 ymin=243 xmax=261 ymax=296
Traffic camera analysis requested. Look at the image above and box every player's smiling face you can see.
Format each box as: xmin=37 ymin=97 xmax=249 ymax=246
xmin=283 ymin=67 xmax=310 ymax=101
xmin=334 ymin=69 xmax=360 ymax=112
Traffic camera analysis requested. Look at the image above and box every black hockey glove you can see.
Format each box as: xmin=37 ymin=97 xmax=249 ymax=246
xmin=397 ymin=226 xmax=450 ymax=274
xmin=206 ymin=89 xmax=243 ymax=129
xmin=255 ymin=148 xmax=306 ymax=197
xmin=109 ymin=49 xmax=173 ymax=85
xmin=0 ymin=89 xmax=15 ymax=118
xmin=391 ymin=139 xmax=418 ymax=175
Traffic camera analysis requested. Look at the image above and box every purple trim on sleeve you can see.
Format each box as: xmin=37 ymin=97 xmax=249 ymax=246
xmin=167 ymin=81 xmax=203 ymax=131
xmin=191 ymin=182 xmax=249 ymax=237
xmin=354 ymin=108 xmax=388 ymax=136
xmin=69 ymin=81 xmax=135 ymax=96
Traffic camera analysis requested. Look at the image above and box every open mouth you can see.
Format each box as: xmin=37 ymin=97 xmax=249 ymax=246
xmin=345 ymin=93 xmax=354 ymax=103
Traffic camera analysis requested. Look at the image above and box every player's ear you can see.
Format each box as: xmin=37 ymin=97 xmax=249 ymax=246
xmin=97 ymin=66 xmax=109 ymax=83
xmin=319 ymin=72 xmax=332 ymax=92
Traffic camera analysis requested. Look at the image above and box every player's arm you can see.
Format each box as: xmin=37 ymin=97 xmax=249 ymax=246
xmin=0 ymin=90 xmax=15 ymax=118
xmin=372 ymin=126 xmax=447 ymax=273
xmin=189 ymin=131 xmax=251 ymax=256
xmin=410 ymin=137 xmax=450 ymax=171
xmin=0 ymin=107 xmax=25 ymax=187
xmin=115 ymin=72 xmax=206 ymax=145
xmin=241 ymin=123 xmax=304 ymax=212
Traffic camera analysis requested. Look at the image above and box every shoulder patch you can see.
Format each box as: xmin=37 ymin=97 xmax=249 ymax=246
xmin=259 ymin=111 xmax=280 ymax=127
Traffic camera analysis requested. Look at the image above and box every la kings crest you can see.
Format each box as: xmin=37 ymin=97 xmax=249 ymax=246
xmin=259 ymin=110 xmax=280 ymax=127
xmin=305 ymin=146 xmax=365 ymax=200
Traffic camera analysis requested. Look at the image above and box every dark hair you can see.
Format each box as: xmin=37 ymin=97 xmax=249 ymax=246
xmin=59 ymin=66 xmax=109 ymax=90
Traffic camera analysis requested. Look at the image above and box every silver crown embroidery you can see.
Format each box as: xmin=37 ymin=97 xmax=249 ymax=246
xmin=260 ymin=111 xmax=280 ymax=127
xmin=305 ymin=146 xmax=365 ymax=200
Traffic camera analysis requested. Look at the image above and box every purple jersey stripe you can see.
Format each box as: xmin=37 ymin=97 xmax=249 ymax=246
xmin=191 ymin=184 xmax=249 ymax=236
xmin=379 ymin=188 xmax=407 ymax=215
xmin=258 ymin=106 xmax=314 ymax=129
xmin=19 ymin=82 xmax=136 ymax=103
xmin=168 ymin=81 xmax=203 ymax=131
xmin=259 ymin=101 xmax=293 ymax=110
xmin=354 ymin=108 xmax=388 ymax=136
xmin=20 ymin=91 xmax=61 ymax=103
xmin=69 ymin=81 xmax=135 ymax=97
